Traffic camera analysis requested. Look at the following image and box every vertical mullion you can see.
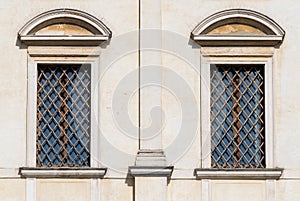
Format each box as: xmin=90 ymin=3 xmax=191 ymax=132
xmin=232 ymin=68 xmax=241 ymax=167
xmin=59 ymin=66 xmax=68 ymax=166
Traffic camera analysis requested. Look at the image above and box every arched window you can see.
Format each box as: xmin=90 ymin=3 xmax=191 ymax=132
xmin=192 ymin=9 xmax=284 ymax=179
xmin=19 ymin=8 xmax=111 ymax=178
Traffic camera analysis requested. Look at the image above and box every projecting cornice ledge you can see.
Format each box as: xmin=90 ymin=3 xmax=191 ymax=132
xmin=18 ymin=36 xmax=111 ymax=46
xmin=129 ymin=166 xmax=174 ymax=178
xmin=194 ymin=168 xmax=283 ymax=180
xmin=18 ymin=8 xmax=112 ymax=46
xmin=19 ymin=167 xmax=107 ymax=178
xmin=191 ymin=35 xmax=283 ymax=47
xmin=191 ymin=9 xmax=285 ymax=47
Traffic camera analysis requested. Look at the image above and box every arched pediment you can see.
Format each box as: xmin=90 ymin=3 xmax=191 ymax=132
xmin=191 ymin=9 xmax=285 ymax=46
xmin=18 ymin=8 xmax=112 ymax=45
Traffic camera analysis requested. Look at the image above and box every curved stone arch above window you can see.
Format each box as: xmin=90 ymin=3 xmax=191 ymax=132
xmin=18 ymin=8 xmax=112 ymax=45
xmin=191 ymin=9 xmax=285 ymax=46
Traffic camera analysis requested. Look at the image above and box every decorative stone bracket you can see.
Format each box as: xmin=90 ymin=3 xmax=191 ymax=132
xmin=129 ymin=166 xmax=173 ymax=178
xmin=129 ymin=150 xmax=173 ymax=178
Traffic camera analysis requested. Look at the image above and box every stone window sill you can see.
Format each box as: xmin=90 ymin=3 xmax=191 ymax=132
xmin=194 ymin=168 xmax=283 ymax=180
xmin=19 ymin=167 xmax=107 ymax=179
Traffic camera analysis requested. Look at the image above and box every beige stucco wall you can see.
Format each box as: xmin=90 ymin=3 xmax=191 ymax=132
xmin=36 ymin=179 xmax=91 ymax=201
xmin=101 ymin=179 xmax=134 ymax=201
xmin=0 ymin=0 xmax=300 ymax=200
xmin=277 ymin=180 xmax=300 ymax=201
xmin=211 ymin=180 xmax=266 ymax=201
xmin=0 ymin=179 xmax=25 ymax=201
xmin=168 ymin=180 xmax=201 ymax=201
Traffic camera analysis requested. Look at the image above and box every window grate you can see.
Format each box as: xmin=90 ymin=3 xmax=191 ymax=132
xmin=36 ymin=64 xmax=91 ymax=167
xmin=210 ymin=64 xmax=265 ymax=168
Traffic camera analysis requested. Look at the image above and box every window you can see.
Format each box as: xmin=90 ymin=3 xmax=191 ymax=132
xmin=36 ymin=64 xmax=91 ymax=167
xmin=18 ymin=8 xmax=112 ymax=201
xmin=192 ymin=9 xmax=284 ymax=180
xmin=210 ymin=64 xmax=265 ymax=168
xmin=18 ymin=9 xmax=111 ymax=181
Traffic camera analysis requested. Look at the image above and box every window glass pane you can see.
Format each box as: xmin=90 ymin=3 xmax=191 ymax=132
xmin=37 ymin=64 xmax=91 ymax=167
xmin=210 ymin=64 xmax=265 ymax=168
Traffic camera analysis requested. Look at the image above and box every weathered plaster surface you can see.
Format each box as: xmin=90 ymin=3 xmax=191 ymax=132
xmin=0 ymin=0 xmax=299 ymax=200
xmin=36 ymin=179 xmax=90 ymax=201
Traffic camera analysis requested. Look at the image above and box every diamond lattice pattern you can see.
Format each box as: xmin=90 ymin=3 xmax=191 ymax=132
xmin=37 ymin=64 xmax=91 ymax=167
xmin=210 ymin=64 xmax=265 ymax=168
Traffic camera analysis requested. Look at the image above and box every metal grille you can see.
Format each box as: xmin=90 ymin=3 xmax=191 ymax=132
xmin=37 ymin=64 xmax=91 ymax=167
xmin=210 ymin=64 xmax=265 ymax=168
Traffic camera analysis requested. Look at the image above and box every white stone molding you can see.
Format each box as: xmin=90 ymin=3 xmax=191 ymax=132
xmin=266 ymin=179 xmax=276 ymax=201
xmin=18 ymin=8 xmax=112 ymax=45
xmin=191 ymin=9 xmax=285 ymax=46
xmin=27 ymin=46 xmax=101 ymax=57
xmin=133 ymin=0 xmax=170 ymax=177
xmin=199 ymin=51 xmax=275 ymax=169
xmin=129 ymin=166 xmax=173 ymax=178
xmin=139 ymin=0 xmax=164 ymax=151
xmin=25 ymin=49 xmax=102 ymax=170
xmin=19 ymin=36 xmax=110 ymax=46
xmin=135 ymin=149 xmax=167 ymax=166
xmin=91 ymin=179 xmax=101 ymax=201
xmin=26 ymin=178 xmax=36 ymax=201
xmin=194 ymin=168 xmax=283 ymax=180
xmin=20 ymin=167 xmax=107 ymax=178
xmin=192 ymin=35 xmax=283 ymax=46
xmin=201 ymin=179 xmax=211 ymax=201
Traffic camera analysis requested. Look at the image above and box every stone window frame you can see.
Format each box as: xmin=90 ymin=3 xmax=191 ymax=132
xmin=25 ymin=54 xmax=101 ymax=171
xmin=200 ymin=53 xmax=275 ymax=171
xmin=18 ymin=8 xmax=111 ymax=179
xmin=191 ymin=9 xmax=285 ymax=180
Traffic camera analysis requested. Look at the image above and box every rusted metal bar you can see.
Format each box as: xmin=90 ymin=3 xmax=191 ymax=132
xmin=232 ymin=71 xmax=241 ymax=166
xmin=59 ymin=68 xmax=68 ymax=166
